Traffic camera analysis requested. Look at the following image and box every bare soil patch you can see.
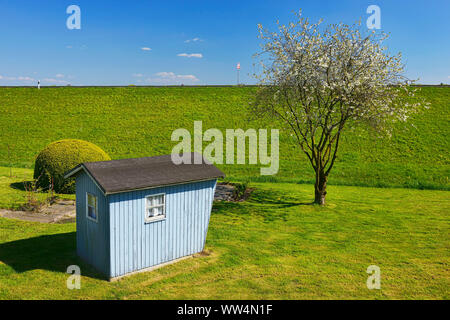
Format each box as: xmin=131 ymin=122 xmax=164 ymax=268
xmin=0 ymin=200 xmax=75 ymax=224
xmin=215 ymin=182 xmax=253 ymax=202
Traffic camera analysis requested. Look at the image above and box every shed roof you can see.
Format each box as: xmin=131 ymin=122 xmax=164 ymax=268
xmin=64 ymin=153 xmax=225 ymax=195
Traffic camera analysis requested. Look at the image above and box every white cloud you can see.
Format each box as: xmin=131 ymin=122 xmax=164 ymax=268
xmin=177 ymin=53 xmax=203 ymax=58
xmin=66 ymin=45 xmax=86 ymax=49
xmin=132 ymin=73 xmax=144 ymax=77
xmin=184 ymin=37 xmax=202 ymax=43
xmin=0 ymin=75 xmax=14 ymax=80
xmin=55 ymin=74 xmax=64 ymax=78
xmin=42 ymin=78 xmax=69 ymax=85
xmin=0 ymin=74 xmax=73 ymax=85
xmin=154 ymin=72 xmax=198 ymax=80
xmin=0 ymin=74 xmax=36 ymax=82
xmin=141 ymin=47 xmax=152 ymax=51
xmin=43 ymin=78 xmax=69 ymax=84
xmin=147 ymin=71 xmax=199 ymax=84
xmin=18 ymin=76 xmax=35 ymax=81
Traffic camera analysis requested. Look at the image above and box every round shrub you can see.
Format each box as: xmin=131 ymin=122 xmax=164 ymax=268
xmin=34 ymin=139 xmax=111 ymax=194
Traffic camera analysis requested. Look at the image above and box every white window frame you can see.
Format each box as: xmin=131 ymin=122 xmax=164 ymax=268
xmin=86 ymin=192 xmax=98 ymax=223
xmin=145 ymin=193 xmax=166 ymax=223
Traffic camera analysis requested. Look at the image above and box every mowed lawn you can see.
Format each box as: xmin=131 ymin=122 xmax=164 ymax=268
xmin=0 ymin=167 xmax=75 ymax=210
xmin=0 ymin=182 xmax=448 ymax=300
xmin=0 ymin=86 xmax=448 ymax=299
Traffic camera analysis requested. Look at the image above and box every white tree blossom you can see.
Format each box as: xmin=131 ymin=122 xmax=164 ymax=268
xmin=252 ymin=11 xmax=428 ymax=205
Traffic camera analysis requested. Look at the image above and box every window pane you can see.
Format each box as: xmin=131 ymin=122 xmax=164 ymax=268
xmin=156 ymin=195 xmax=164 ymax=205
xmin=88 ymin=206 xmax=96 ymax=219
xmin=145 ymin=194 xmax=165 ymax=220
xmin=147 ymin=195 xmax=164 ymax=206
xmin=88 ymin=194 xmax=95 ymax=207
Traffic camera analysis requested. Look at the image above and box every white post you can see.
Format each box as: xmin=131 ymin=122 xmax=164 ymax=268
xmin=236 ymin=62 xmax=240 ymax=85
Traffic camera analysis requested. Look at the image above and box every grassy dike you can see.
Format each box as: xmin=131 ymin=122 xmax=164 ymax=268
xmin=0 ymin=86 xmax=448 ymax=190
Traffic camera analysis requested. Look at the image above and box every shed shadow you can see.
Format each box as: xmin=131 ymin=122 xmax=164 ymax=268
xmin=0 ymin=232 xmax=104 ymax=280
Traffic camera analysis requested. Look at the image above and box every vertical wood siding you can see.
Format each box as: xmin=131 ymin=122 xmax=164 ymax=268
xmin=75 ymin=172 xmax=110 ymax=276
xmin=108 ymin=179 xmax=216 ymax=278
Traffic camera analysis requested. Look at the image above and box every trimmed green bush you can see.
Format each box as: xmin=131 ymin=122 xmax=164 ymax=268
xmin=34 ymin=139 xmax=111 ymax=194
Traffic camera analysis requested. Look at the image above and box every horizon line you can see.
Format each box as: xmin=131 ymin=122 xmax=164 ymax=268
xmin=0 ymin=84 xmax=449 ymax=88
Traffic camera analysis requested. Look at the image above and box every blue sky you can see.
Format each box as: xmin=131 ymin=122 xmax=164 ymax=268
xmin=0 ymin=0 xmax=448 ymax=85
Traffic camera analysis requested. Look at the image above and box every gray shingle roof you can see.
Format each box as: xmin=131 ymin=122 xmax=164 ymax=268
xmin=64 ymin=153 xmax=225 ymax=194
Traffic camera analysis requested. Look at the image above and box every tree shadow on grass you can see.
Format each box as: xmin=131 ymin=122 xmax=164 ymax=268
xmin=0 ymin=232 xmax=105 ymax=280
xmin=249 ymin=189 xmax=314 ymax=208
xmin=212 ymin=188 xmax=314 ymax=223
xmin=252 ymin=197 xmax=314 ymax=208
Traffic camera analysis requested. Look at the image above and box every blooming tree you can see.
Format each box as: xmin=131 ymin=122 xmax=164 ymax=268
xmin=252 ymin=11 xmax=427 ymax=205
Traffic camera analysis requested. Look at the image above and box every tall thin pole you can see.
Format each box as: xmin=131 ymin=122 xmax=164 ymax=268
xmin=236 ymin=62 xmax=240 ymax=85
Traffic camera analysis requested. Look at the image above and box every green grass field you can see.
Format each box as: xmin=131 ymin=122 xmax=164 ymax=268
xmin=0 ymin=182 xmax=448 ymax=299
xmin=0 ymin=167 xmax=75 ymax=209
xmin=0 ymin=86 xmax=448 ymax=190
xmin=0 ymin=86 xmax=448 ymax=299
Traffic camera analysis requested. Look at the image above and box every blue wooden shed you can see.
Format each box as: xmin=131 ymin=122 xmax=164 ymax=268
xmin=64 ymin=153 xmax=224 ymax=280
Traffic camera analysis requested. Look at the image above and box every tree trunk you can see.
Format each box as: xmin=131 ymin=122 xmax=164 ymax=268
xmin=314 ymin=170 xmax=328 ymax=205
